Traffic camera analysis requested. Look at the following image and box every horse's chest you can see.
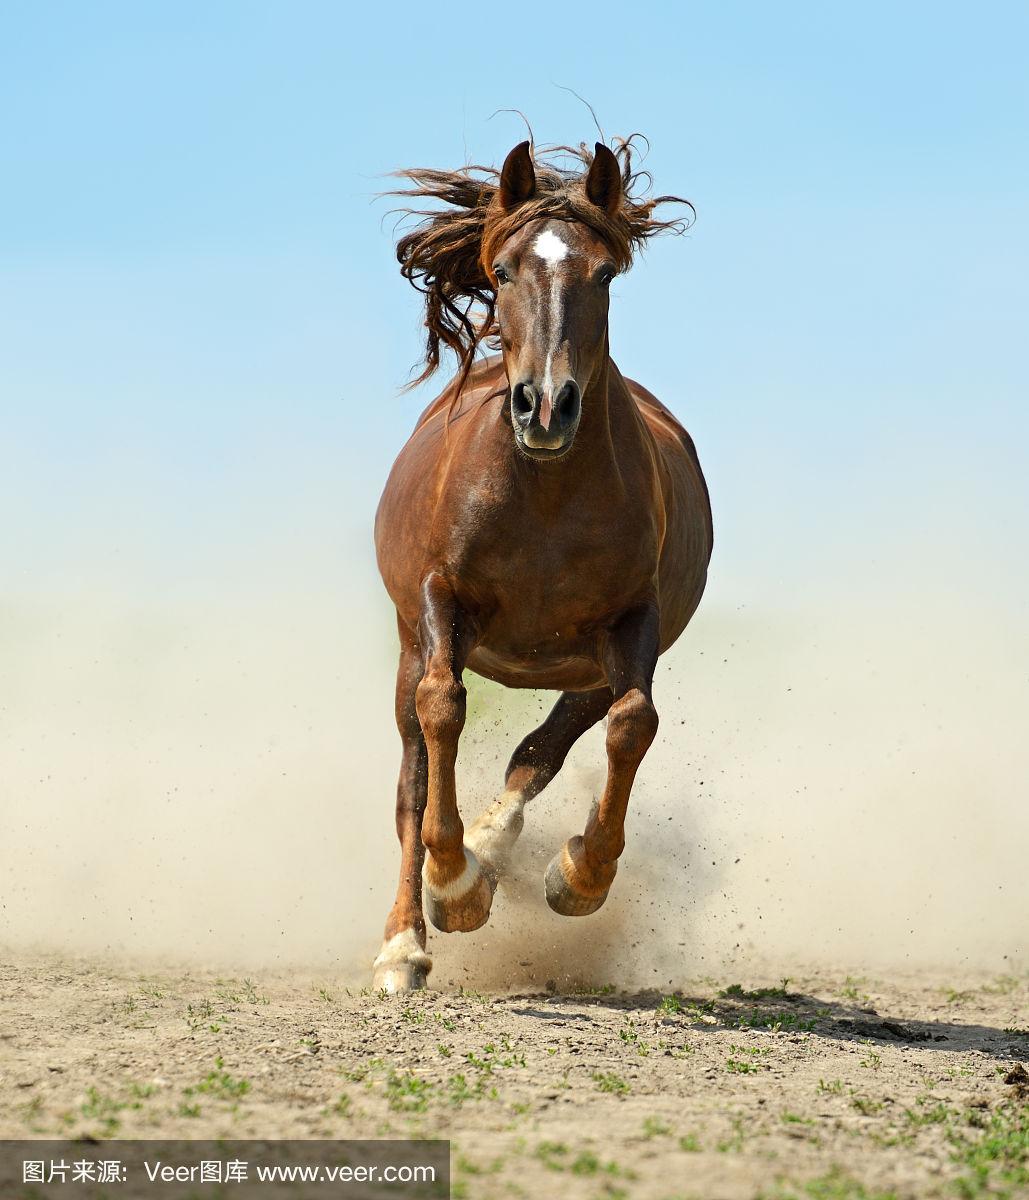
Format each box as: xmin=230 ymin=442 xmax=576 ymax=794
xmin=458 ymin=520 xmax=655 ymax=644
xmin=437 ymin=463 xmax=661 ymax=647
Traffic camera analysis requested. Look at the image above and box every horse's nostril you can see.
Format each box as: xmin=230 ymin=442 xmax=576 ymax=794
xmin=556 ymin=381 xmax=581 ymax=424
xmin=512 ymin=383 xmax=535 ymax=420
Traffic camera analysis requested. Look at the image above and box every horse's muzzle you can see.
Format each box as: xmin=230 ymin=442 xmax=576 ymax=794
xmin=511 ymin=379 xmax=581 ymax=458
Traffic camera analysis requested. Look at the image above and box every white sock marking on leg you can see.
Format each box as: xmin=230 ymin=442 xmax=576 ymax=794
xmin=465 ymin=791 xmax=526 ymax=873
xmin=373 ymin=928 xmax=430 ymax=971
xmin=423 ymin=845 xmax=482 ymax=900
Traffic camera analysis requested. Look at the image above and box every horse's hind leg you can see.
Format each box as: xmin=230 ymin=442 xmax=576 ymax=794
xmin=545 ymin=603 xmax=661 ymax=916
xmin=416 ymin=573 xmax=495 ymax=933
xmin=372 ymin=618 xmax=433 ymax=993
xmin=466 ymin=687 xmax=612 ymax=885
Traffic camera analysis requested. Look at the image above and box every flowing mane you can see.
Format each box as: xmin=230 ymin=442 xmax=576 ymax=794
xmin=388 ymin=137 xmax=694 ymax=389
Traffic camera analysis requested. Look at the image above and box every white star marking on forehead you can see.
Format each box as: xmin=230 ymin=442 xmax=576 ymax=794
xmin=533 ymin=228 xmax=569 ymax=265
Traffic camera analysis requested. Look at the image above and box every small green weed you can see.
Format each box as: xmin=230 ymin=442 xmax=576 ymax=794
xmin=186 ymin=1057 xmax=251 ymax=1102
xmin=762 ymin=1165 xmax=900 ymax=1198
xmin=642 ymin=1116 xmax=671 ymax=1137
xmin=721 ymin=978 xmax=793 ymax=1001
xmin=384 ymin=1070 xmax=432 ymax=1113
xmin=948 ymin=1102 xmax=1028 ymax=1198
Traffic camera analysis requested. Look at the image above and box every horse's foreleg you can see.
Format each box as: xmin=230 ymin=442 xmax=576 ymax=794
xmin=545 ymin=604 xmax=661 ymax=916
xmin=372 ymin=619 xmax=432 ymax=993
xmin=415 ymin=573 xmax=493 ymax=933
xmin=465 ymin=687 xmax=612 ymax=885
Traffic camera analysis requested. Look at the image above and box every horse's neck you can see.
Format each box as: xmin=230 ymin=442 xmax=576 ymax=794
xmin=577 ymin=355 xmax=640 ymax=458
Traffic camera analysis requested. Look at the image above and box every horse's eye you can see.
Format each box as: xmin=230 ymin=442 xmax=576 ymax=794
xmin=597 ymin=266 xmax=616 ymax=286
xmin=494 ymin=265 xmax=510 ymax=284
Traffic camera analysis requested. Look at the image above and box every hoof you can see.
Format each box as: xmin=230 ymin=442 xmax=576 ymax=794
xmin=372 ymin=960 xmax=429 ymax=994
xmin=544 ymin=836 xmax=616 ymax=917
xmin=371 ymin=929 xmax=431 ymax=994
xmin=423 ymin=846 xmax=494 ymax=933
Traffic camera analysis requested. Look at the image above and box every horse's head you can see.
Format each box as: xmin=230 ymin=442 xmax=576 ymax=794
xmin=489 ymin=142 xmax=623 ymax=460
xmin=391 ymin=137 xmax=691 ymax=452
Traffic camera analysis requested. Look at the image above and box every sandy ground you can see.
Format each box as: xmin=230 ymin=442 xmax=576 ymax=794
xmin=1 ymin=955 xmax=1027 ymax=1199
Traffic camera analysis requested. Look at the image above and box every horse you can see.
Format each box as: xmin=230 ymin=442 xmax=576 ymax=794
xmin=371 ymin=138 xmax=713 ymax=992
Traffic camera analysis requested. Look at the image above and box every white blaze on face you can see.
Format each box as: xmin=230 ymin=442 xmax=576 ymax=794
xmin=533 ymin=228 xmax=569 ymax=267
xmin=532 ymin=228 xmax=570 ymax=407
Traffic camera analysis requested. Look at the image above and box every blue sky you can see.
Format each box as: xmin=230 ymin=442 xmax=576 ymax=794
xmin=1 ymin=1 xmax=1027 ymax=611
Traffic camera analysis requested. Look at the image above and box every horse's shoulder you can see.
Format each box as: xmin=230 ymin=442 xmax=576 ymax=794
xmin=621 ymin=373 xmax=713 ymax=551
xmin=622 ymin=375 xmax=701 ymax=461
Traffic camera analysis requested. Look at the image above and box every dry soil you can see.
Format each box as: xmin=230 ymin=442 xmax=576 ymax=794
xmin=2 ymin=955 xmax=1027 ymax=1199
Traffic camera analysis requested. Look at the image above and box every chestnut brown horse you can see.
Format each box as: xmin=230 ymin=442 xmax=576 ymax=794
xmin=372 ymin=139 xmax=713 ymax=992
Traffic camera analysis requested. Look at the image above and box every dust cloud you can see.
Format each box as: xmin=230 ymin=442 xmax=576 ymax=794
xmin=2 ymin=552 xmax=1026 ymax=988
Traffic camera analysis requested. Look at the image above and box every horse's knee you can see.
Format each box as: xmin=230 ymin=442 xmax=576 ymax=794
xmin=606 ymin=689 xmax=658 ymax=763
xmin=415 ymin=670 xmax=465 ymax=743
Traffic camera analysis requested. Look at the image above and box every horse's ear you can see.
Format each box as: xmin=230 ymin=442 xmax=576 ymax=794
xmin=585 ymin=142 xmax=622 ymax=215
xmin=498 ymin=141 xmax=536 ymax=210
